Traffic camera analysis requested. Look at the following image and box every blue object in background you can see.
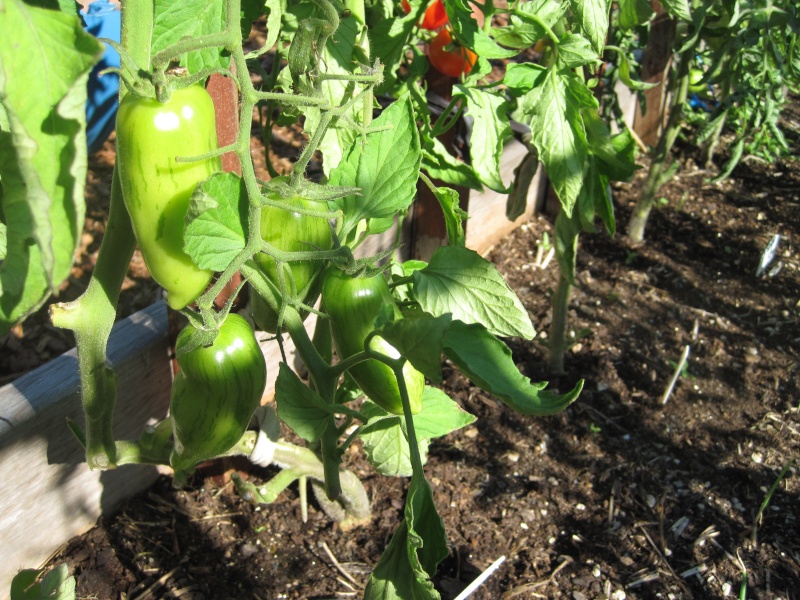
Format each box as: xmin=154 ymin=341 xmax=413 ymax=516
xmin=82 ymin=1 xmax=121 ymax=154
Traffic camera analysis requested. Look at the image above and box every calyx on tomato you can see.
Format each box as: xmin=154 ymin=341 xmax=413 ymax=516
xmin=322 ymin=269 xmax=425 ymax=415
xmin=428 ymin=29 xmax=477 ymax=77
xmin=169 ymin=313 xmax=267 ymax=475
xmin=251 ymin=195 xmax=333 ymax=333
xmin=402 ymin=0 xmax=448 ymax=30
xmin=115 ymin=84 xmax=220 ymax=310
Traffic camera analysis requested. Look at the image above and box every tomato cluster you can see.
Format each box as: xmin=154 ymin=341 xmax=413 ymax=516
xmin=401 ymin=0 xmax=477 ymax=77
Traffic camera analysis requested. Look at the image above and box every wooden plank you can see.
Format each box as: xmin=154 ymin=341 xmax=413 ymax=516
xmin=0 ymin=302 xmax=172 ymax=593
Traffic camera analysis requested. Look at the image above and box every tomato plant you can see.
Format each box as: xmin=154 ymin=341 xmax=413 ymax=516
xmin=427 ymin=29 xmax=477 ymax=77
xmin=115 ymin=85 xmax=220 ymax=310
xmin=28 ymin=0 xmax=800 ymax=595
xmin=401 ymin=0 xmax=448 ymax=30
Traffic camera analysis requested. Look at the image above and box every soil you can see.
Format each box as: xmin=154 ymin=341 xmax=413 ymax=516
xmin=4 ymin=97 xmax=800 ymax=599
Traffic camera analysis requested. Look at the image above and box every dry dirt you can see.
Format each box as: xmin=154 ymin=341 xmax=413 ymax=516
xmin=3 ymin=101 xmax=799 ymax=599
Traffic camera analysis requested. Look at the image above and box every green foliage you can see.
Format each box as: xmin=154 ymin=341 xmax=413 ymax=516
xmin=0 ymin=0 xmax=102 ymax=335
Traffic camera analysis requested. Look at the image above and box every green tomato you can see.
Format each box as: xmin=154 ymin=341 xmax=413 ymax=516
xmin=169 ymin=313 xmax=267 ymax=474
xmin=251 ymin=196 xmax=332 ymax=333
xmin=321 ymin=269 xmax=425 ymax=415
xmin=116 ymin=85 xmax=220 ymax=310
xmin=688 ymin=68 xmax=706 ymax=93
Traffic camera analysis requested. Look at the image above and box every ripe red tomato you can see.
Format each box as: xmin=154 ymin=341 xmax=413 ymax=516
xmin=402 ymin=0 xmax=449 ymax=30
xmin=427 ymin=29 xmax=477 ymax=77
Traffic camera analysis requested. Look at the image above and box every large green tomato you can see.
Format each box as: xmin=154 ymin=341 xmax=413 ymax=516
xmin=169 ymin=313 xmax=267 ymax=474
xmin=116 ymin=85 xmax=220 ymax=310
xmin=321 ymin=269 xmax=425 ymax=415
xmin=251 ymin=196 xmax=332 ymax=333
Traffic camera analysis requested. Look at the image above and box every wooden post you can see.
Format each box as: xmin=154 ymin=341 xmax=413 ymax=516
xmin=632 ymin=2 xmax=676 ymax=146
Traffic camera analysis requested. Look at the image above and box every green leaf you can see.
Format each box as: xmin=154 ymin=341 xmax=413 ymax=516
xmin=569 ymin=0 xmax=609 ymax=55
xmin=618 ymin=0 xmax=654 ymax=28
xmin=370 ymin=12 xmax=418 ymax=94
xmin=409 ymin=386 xmax=476 ymax=440
xmin=421 ymin=137 xmax=482 ymax=191
xmin=263 ymin=0 xmax=286 ymax=52
xmin=0 ymin=1 xmax=102 ymax=336
xmin=152 ymin=0 xmax=228 ymax=73
xmin=448 ymin=0 xmax=517 ymax=59
xmin=330 ymin=97 xmax=421 ymax=243
xmin=454 ymin=86 xmax=512 ymax=193
xmin=359 ymin=388 xmax=474 ymax=477
xmin=660 ymin=0 xmax=691 ymax=21
xmin=607 ymin=46 xmax=658 ymax=92
xmin=184 ymin=172 xmax=247 ymax=272
xmin=521 ymin=69 xmax=595 ymax=216
xmin=378 ymin=313 xmax=453 ymax=383
xmin=10 ymin=564 xmax=75 ymax=600
xmin=363 ymin=521 xmax=439 ymax=599
xmin=365 ymin=470 xmax=448 ymax=598
xmin=443 ymin=321 xmax=583 ymax=415
xmin=503 ymin=63 xmax=547 ymax=97
xmin=359 ymin=401 xmax=428 ymax=477
xmin=413 ymin=246 xmax=535 ymax=339
xmin=493 ymin=0 xmax=567 ymax=49
xmin=429 ymin=184 xmax=468 ymax=247
xmin=275 ymin=363 xmax=331 ymax=443
xmin=152 ymin=0 xmax=230 ymax=74
xmin=583 ymin=108 xmax=638 ymax=181
xmin=557 ymin=33 xmax=600 ymax=69
xmin=240 ymin=0 xmax=264 ymax=39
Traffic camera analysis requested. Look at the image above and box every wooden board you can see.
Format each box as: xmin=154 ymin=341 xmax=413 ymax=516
xmin=0 ymin=302 xmax=172 ymax=594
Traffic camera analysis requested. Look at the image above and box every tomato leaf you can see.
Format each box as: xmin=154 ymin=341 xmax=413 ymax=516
xmin=618 ymin=0 xmax=654 ymax=28
xmin=0 ymin=1 xmax=102 ymax=335
xmin=275 ymin=363 xmax=331 ymax=443
xmin=359 ymin=388 xmax=474 ymax=477
xmin=569 ymin=0 xmax=610 ymax=55
xmin=377 ymin=313 xmax=453 ymax=383
xmin=494 ymin=0 xmax=567 ymax=49
xmin=660 ymin=0 xmax=691 ymax=21
xmin=421 ymin=137 xmax=483 ymax=191
xmin=412 ymin=246 xmax=535 ymax=339
xmin=364 ymin=470 xmax=447 ymax=598
xmin=184 ymin=173 xmax=248 ymax=272
xmin=152 ymin=0 xmax=228 ymax=74
xmin=557 ymin=33 xmax=600 ymax=70
xmin=454 ymin=86 xmax=513 ymax=193
xmin=10 ymin=564 xmax=75 ymax=600
xmin=520 ymin=69 xmax=596 ymax=217
xmin=429 ymin=184 xmax=468 ymax=248
xmin=447 ymin=0 xmax=516 ymax=59
xmin=330 ymin=98 xmax=421 ymax=243
xmin=444 ymin=321 xmax=583 ymax=415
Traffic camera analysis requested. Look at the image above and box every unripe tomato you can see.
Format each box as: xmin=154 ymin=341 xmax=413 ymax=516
xmin=688 ymin=68 xmax=706 ymax=93
xmin=170 ymin=313 xmax=267 ymax=474
xmin=322 ymin=269 xmax=425 ymax=415
xmin=116 ymin=85 xmax=220 ymax=310
xmin=402 ymin=0 xmax=448 ymax=30
xmin=251 ymin=196 xmax=333 ymax=333
xmin=428 ymin=29 xmax=477 ymax=77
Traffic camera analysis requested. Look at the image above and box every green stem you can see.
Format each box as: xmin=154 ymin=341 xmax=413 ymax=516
xmin=627 ymin=66 xmax=690 ymax=243
xmin=547 ymin=271 xmax=572 ymax=375
xmin=50 ymin=169 xmax=137 ymax=469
